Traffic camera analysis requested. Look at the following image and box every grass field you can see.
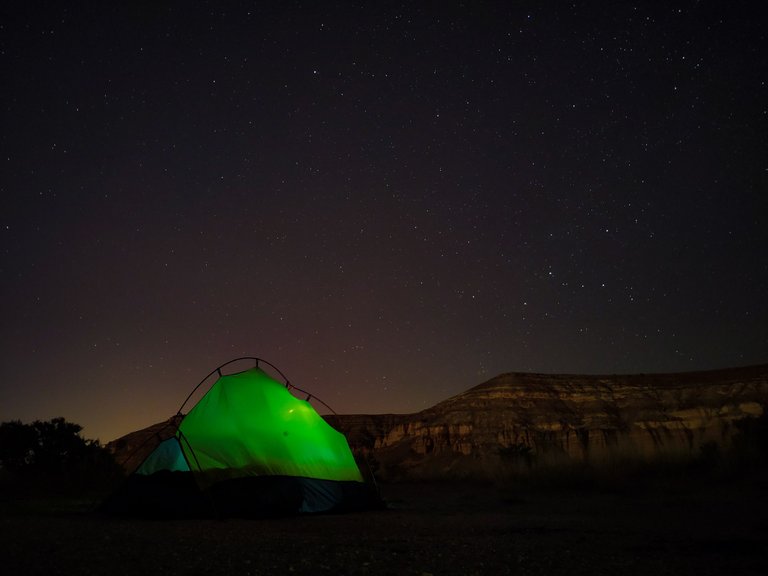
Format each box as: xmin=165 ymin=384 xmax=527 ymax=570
xmin=3 ymin=473 xmax=768 ymax=576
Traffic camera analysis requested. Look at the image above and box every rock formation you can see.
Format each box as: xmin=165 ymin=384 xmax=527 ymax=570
xmin=325 ymin=364 xmax=768 ymax=480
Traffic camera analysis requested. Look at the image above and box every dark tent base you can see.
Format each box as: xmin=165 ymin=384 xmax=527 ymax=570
xmin=100 ymin=471 xmax=381 ymax=518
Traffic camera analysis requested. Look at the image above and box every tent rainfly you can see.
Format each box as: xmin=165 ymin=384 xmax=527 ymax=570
xmin=102 ymin=358 xmax=376 ymax=517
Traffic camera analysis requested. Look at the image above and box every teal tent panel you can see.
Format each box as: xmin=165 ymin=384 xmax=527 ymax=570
xmin=135 ymin=437 xmax=190 ymax=475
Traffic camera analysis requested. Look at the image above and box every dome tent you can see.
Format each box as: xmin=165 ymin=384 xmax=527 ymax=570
xmin=102 ymin=358 xmax=375 ymax=517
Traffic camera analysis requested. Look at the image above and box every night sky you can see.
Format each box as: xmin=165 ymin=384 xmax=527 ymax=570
xmin=2 ymin=2 xmax=766 ymax=443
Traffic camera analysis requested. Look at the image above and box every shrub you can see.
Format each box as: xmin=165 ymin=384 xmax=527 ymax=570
xmin=0 ymin=417 xmax=123 ymax=497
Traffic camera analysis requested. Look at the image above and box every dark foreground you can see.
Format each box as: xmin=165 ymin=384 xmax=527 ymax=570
xmin=3 ymin=476 xmax=768 ymax=576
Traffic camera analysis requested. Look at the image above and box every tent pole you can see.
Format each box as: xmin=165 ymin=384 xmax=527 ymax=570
xmin=177 ymin=357 xmax=292 ymax=414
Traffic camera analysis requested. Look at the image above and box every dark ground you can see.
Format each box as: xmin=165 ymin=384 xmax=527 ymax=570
xmin=3 ymin=475 xmax=768 ymax=576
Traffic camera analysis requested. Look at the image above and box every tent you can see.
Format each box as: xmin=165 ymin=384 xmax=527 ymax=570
xmin=102 ymin=358 xmax=376 ymax=517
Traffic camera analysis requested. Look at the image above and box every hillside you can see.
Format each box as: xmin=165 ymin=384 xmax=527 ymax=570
xmin=325 ymin=364 xmax=768 ymax=480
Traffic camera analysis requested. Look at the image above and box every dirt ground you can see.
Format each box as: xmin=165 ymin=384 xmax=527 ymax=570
xmin=3 ymin=477 xmax=768 ymax=576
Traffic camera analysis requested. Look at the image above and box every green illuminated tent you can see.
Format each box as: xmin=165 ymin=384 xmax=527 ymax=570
xmin=102 ymin=358 xmax=375 ymax=517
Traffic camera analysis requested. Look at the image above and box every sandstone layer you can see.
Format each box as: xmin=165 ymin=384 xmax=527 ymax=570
xmin=325 ymin=364 xmax=768 ymax=480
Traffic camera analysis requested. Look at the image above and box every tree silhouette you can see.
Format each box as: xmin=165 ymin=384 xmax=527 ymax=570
xmin=0 ymin=420 xmax=38 ymax=473
xmin=0 ymin=417 xmax=122 ymax=496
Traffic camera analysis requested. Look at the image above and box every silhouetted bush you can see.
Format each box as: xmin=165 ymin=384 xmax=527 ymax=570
xmin=498 ymin=443 xmax=535 ymax=468
xmin=0 ymin=417 xmax=123 ymax=497
xmin=730 ymin=411 xmax=768 ymax=469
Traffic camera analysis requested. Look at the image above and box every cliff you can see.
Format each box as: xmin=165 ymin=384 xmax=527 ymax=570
xmin=325 ymin=364 xmax=768 ymax=480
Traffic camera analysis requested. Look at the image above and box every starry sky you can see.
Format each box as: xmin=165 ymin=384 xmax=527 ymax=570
xmin=2 ymin=2 xmax=766 ymax=443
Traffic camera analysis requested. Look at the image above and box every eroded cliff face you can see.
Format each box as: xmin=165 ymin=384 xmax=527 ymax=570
xmin=325 ymin=365 xmax=768 ymax=480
